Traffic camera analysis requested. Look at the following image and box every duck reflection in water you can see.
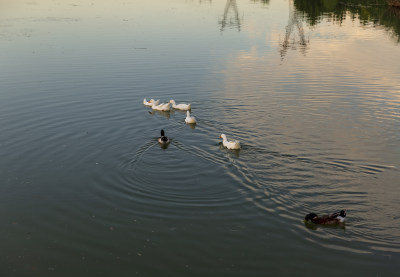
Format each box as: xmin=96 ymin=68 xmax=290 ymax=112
xmin=148 ymin=110 xmax=173 ymax=119
xmin=304 ymin=210 xmax=346 ymax=230
xmin=218 ymin=143 xmax=240 ymax=158
xmin=304 ymin=221 xmax=346 ymax=230
xmin=187 ymin=122 xmax=196 ymax=129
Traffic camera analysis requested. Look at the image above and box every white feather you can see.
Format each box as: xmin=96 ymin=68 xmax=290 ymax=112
xmin=336 ymin=216 xmax=345 ymax=222
xmin=144 ymin=98 xmax=159 ymax=106
xmin=170 ymin=100 xmax=191 ymax=110
xmin=185 ymin=111 xmax=196 ymax=124
xmin=220 ymin=134 xmax=240 ymax=150
xmin=152 ymin=102 xmax=171 ymax=111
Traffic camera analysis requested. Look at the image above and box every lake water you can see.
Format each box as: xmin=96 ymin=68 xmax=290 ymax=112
xmin=1 ymin=0 xmax=400 ymax=276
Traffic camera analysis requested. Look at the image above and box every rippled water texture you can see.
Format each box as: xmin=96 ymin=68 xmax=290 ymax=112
xmin=1 ymin=0 xmax=400 ymax=276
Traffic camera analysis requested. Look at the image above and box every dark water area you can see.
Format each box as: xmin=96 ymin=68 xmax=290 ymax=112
xmin=1 ymin=0 xmax=400 ymax=276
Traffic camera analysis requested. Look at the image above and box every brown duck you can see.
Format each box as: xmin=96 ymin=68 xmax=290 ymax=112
xmin=304 ymin=210 xmax=346 ymax=225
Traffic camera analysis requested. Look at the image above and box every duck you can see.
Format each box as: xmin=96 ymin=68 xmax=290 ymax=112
xmin=143 ymin=98 xmax=159 ymax=107
xmin=304 ymin=210 xmax=346 ymax=225
xmin=185 ymin=111 xmax=197 ymax=124
xmin=152 ymin=102 xmax=171 ymax=111
xmin=158 ymin=129 xmax=170 ymax=144
xmin=219 ymin=134 xmax=240 ymax=150
xmin=169 ymin=100 xmax=191 ymax=110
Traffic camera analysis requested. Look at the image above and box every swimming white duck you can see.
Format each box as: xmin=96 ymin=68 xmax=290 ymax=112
xmin=152 ymin=102 xmax=171 ymax=111
xmin=169 ymin=100 xmax=191 ymax=110
xmin=185 ymin=111 xmax=196 ymax=124
xmin=143 ymin=98 xmax=159 ymax=107
xmin=219 ymin=134 xmax=240 ymax=150
xmin=158 ymin=129 xmax=170 ymax=144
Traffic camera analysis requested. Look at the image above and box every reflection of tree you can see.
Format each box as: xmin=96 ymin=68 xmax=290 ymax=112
xmin=294 ymin=0 xmax=400 ymax=42
xmin=387 ymin=0 xmax=400 ymax=7
xmin=280 ymin=0 xmax=308 ymax=59
xmin=219 ymin=0 xmax=241 ymax=32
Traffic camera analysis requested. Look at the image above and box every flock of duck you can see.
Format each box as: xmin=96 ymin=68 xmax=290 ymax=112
xmin=144 ymin=98 xmax=240 ymax=149
xmin=144 ymin=98 xmax=346 ymax=226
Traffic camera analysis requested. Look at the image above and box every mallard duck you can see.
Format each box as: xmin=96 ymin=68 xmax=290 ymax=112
xmin=143 ymin=98 xmax=159 ymax=107
xmin=158 ymin=129 xmax=170 ymax=144
xmin=152 ymin=102 xmax=171 ymax=111
xmin=219 ymin=134 xmax=240 ymax=150
xmin=169 ymin=100 xmax=191 ymax=110
xmin=304 ymin=210 xmax=346 ymax=225
xmin=185 ymin=111 xmax=196 ymax=124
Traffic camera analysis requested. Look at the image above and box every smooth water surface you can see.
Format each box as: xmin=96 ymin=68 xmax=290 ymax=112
xmin=1 ymin=0 xmax=400 ymax=276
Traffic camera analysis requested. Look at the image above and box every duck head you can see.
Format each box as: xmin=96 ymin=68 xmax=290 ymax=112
xmin=161 ymin=129 xmax=165 ymax=136
xmin=339 ymin=210 xmax=346 ymax=217
xmin=305 ymin=213 xmax=318 ymax=221
xmin=219 ymin=134 xmax=227 ymax=140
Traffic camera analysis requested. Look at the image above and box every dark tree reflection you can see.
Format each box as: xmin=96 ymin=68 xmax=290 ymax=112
xmin=294 ymin=0 xmax=400 ymax=42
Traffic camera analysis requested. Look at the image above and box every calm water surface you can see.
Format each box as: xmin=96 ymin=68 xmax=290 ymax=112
xmin=1 ymin=0 xmax=400 ymax=276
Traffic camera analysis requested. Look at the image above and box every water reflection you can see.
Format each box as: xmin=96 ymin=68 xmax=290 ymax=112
xmin=304 ymin=221 xmax=346 ymax=231
xmin=280 ymin=0 xmax=309 ymax=59
xmin=219 ymin=143 xmax=240 ymax=157
xmin=148 ymin=110 xmax=172 ymax=119
xmin=1 ymin=0 xmax=400 ymax=276
xmin=294 ymin=0 xmax=400 ymax=42
xmin=251 ymin=0 xmax=270 ymax=5
xmin=159 ymin=142 xmax=170 ymax=150
xmin=219 ymin=0 xmax=241 ymax=32
xmin=218 ymin=0 xmax=271 ymax=32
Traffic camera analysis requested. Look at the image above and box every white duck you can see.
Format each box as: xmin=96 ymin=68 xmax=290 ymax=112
xmin=143 ymin=98 xmax=159 ymax=107
xmin=219 ymin=134 xmax=240 ymax=150
xmin=169 ymin=100 xmax=191 ymax=110
xmin=185 ymin=111 xmax=196 ymax=124
xmin=152 ymin=102 xmax=171 ymax=111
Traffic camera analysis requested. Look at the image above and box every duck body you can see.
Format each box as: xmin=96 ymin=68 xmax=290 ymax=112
xmin=170 ymin=100 xmax=191 ymax=110
xmin=304 ymin=210 xmax=346 ymax=225
xmin=219 ymin=134 xmax=240 ymax=150
xmin=143 ymin=98 xmax=159 ymax=107
xmin=152 ymin=102 xmax=171 ymax=111
xmin=158 ymin=129 xmax=170 ymax=144
xmin=185 ymin=111 xmax=196 ymax=124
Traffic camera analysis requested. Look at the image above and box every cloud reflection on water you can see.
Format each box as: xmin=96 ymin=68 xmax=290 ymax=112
xmin=217 ymin=0 xmax=400 ymax=166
